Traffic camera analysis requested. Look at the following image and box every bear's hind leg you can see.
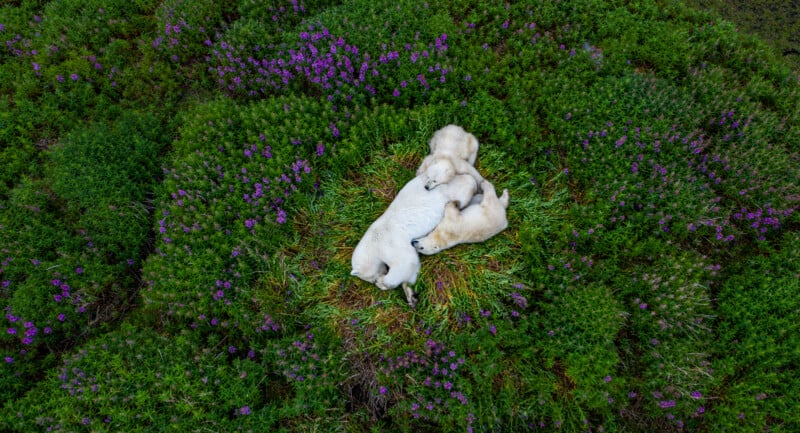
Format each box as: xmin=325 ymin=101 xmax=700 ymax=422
xmin=377 ymin=250 xmax=420 ymax=305
xmin=401 ymin=283 xmax=418 ymax=308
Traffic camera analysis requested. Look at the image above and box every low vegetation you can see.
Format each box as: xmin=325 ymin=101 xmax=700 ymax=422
xmin=1 ymin=0 xmax=797 ymax=431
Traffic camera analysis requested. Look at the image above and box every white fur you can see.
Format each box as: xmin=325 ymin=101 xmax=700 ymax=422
xmin=416 ymin=125 xmax=483 ymax=189
xmin=351 ymin=174 xmax=477 ymax=307
xmin=412 ymin=180 xmax=509 ymax=255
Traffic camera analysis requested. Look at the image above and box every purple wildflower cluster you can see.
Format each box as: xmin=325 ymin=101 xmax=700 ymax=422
xmin=256 ymin=314 xmax=280 ymax=334
xmin=2 ymin=15 xmax=41 ymax=59
xmin=624 ymin=254 xmax=715 ymax=427
xmin=2 ymin=12 xmax=123 ymax=90
xmin=151 ymin=0 xmax=220 ymax=64
xmin=2 ymin=262 xmax=91 ymax=356
xmin=576 ymin=109 xmax=796 ymax=244
xmin=153 ymin=0 xmax=311 ymax=65
xmin=688 ymin=109 xmax=797 ymax=241
xmin=140 ymin=97 xmax=330 ymax=361
xmin=158 ymin=148 xmax=310 ymax=248
xmin=273 ymin=327 xmax=340 ymax=403
xmin=207 ymin=24 xmax=452 ymax=104
xmin=379 ymin=339 xmax=471 ymax=428
xmin=509 ymin=284 xmax=529 ymax=318
xmin=543 ymin=225 xmax=600 ymax=282
xmin=637 ymin=388 xmax=708 ymax=428
xmin=58 ymin=362 xmax=100 ymax=399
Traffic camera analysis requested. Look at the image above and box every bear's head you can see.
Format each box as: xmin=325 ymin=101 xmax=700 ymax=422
xmin=411 ymin=236 xmax=443 ymax=255
xmin=420 ymin=156 xmax=455 ymax=190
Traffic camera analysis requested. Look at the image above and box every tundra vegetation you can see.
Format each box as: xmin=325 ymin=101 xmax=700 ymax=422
xmin=1 ymin=0 xmax=798 ymax=432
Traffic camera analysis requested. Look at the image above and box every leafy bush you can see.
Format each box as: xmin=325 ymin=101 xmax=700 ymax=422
xmin=707 ymin=231 xmax=800 ymax=432
xmin=137 ymin=95 xmax=335 ymax=360
xmin=0 ymin=112 xmax=164 ymax=401
xmin=4 ymin=324 xmax=281 ymax=432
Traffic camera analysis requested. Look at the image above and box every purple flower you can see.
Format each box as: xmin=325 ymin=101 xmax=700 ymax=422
xmin=691 ymin=391 xmax=703 ymax=399
xmin=605 ymin=375 xmax=612 ymax=383
xmin=240 ymin=406 xmax=251 ymax=415
xmin=4 ymin=356 xmax=13 ymax=363
xmin=70 ymin=73 xmax=79 ymax=81
xmin=510 ymin=292 xmax=528 ymax=309
xmin=379 ymin=386 xmax=387 ymax=395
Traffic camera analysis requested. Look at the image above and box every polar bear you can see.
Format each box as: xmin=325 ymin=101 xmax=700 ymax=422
xmin=428 ymin=124 xmax=479 ymax=164
xmin=416 ymin=125 xmax=484 ymax=190
xmin=418 ymin=156 xmax=485 ymax=191
xmin=351 ymin=174 xmax=477 ymax=307
xmin=412 ymin=179 xmax=509 ymax=255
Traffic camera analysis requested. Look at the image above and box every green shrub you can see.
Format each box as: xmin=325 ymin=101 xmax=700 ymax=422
xmin=0 ymin=112 xmax=164 ymax=400
xmin=138 ymin=95 xmax=334 ymax=349
xmin=152 ymin=0 xmax=235 ymax=65
xmin=3 ymin=324 xmax=281 ymax=432
xmin=707 ymin=231 xmax=800 ymax=432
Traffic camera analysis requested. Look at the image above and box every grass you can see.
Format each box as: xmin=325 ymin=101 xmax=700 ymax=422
xmin=1 ymin=0 xmax=799 ymax=432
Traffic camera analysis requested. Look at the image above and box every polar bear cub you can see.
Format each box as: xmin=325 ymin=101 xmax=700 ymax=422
xmin=417 ymin=125 xmax=484 ymax=190
xmin=412 ymin=179 xmax=509 ymax=255
xmin=351 ymin=174 xmax=477 ymax=307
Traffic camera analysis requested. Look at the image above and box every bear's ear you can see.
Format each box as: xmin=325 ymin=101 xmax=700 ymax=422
xmin=350 ymin=269 xmax=359 ymax=276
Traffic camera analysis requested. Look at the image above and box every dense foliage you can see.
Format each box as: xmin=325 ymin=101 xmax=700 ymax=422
xmin=1 ymin=0 xmax=798 ymax=432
